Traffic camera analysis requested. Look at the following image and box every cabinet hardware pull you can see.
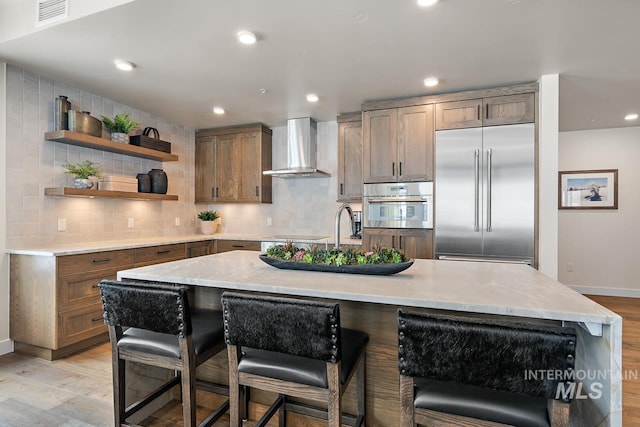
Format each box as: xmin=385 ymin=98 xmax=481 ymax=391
xmin=231 ymin=245 xmax=245 ymax=248
xmin=212 ymin=187 xmax=215 ymax=198
xmin=399 ymin=235 xmax=403 ymax=249
xmin=91 ymin=317 xmax=103 ymax=322
xmin=392 ymin=162 xmax=395 ymax=176
xmin=399 ymin=162 xmax=402 ymax=176
xmin=477 ymin=104 xmax=481 ymax=120
xmin=256 ymin=186 xmax=259 ymax=197
xmin=486 ymin=104 xmax=489 ymax=119
xmin=216 ymin=187 xmax=219 ymax=198
xmin=156 ymin=250 xmax=171 ymax=254
xmin=340 ymin=183 xmax=344 ymax=195
xmin=92 ymin=258 xmax=111 ymax=263
xmin=392 ymin=235 xmax=395 ymax=248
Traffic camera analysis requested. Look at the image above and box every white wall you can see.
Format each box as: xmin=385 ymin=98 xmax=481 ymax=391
xmin=0 ymin=62 xmax=11 ymax=355
xmin=538 ymin=74 xmax=559 ymax=279
xmin=5 ymin=64 xmax=198 ymax=248
xmin=559 ymin=126 xmax=640 ymax=296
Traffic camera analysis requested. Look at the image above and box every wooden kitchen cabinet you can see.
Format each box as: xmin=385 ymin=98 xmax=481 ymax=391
xmin=10 ymin=239 xmax=215 ymax=360
xmin=215 ymin=239 xmax=261 ymax=253
xmin=435 ymin=93 xmax=535 ymax=130
xmin=195 ymin=124 xmax=272 ymax=203
xmin=186 ymin=240 xmax=214 ymax=258
xmin=363 ymin=104 xmax=433 ymax=183
xmin=337 ymin=113 xmax=363 ymax=201
xmin=362 ymin=228 xmax=433 ymax=259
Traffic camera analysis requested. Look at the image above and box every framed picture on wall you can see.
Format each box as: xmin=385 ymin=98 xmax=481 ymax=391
xmin=558 ymin=169 xmax=618 ymax=209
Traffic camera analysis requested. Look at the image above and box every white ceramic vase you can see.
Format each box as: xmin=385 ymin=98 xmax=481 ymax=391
xmin=200 ymin=220 xmax=219 ymax=235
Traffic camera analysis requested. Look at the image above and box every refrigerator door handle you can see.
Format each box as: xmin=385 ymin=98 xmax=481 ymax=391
xmin=474 ymin=149 xmax=480 ymax=232
xmin=486 ymin=148 xmax=493 ymax=232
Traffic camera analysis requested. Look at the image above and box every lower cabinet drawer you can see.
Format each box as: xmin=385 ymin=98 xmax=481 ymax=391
xmin=58 ymin=303 xmax=107 ymax=348
xmin=216 ymin=240 xmax=260 ymax=253
xmin=58 ymin=249 xmax=135 ymax=275
xmin=134 ymin=243 xmax=185 ymax=266
xmin=58 ymin=269 xmax=117 ymax=311
xmin=187 ymin=240 xmax=213 ymax=258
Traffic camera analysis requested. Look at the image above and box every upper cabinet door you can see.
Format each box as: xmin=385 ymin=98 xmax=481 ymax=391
xmin=435 ymin=99 xmax=483 ymax=130
xmin=214 ymin=134 xmax=239 ymax=201
xmin=337 ymin=115 xmax=363 ymax=201
xmin=483 ymin=93 xmax=535 ymax=126
xmin=237 ymin=132 xmax=261 ymax=202
xmin=398 ymin=104 xmax=434 ymax=181
xmin=363 ymin=109 xmax=398 ymax=183
xmin=195 ymin=136 xmax=215 ymax=203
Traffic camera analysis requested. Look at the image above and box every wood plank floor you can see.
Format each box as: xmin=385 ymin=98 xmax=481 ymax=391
xmin=0 ymin=295 xmax=636 ymax=426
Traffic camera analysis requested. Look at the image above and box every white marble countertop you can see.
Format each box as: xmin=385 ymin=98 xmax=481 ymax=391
xmin=5 ymin=233 xmax=361 ymax=256
xmin=117 ymin=250 xmax=620 ymax=325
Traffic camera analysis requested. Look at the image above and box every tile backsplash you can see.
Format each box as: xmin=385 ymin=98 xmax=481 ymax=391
xmin=5 ymin=64 xmax=358 ymax=248
xmin=5 ymin=64 xmax=198 ymax=248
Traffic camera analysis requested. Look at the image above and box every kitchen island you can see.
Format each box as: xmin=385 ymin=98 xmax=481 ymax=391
xmin=118 ymin=251 xmax=622 ymax=426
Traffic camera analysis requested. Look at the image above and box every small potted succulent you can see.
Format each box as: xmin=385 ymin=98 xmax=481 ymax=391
xmin=63 ymin=160 xmax=102 ymax=189
xmin=101 ymin=113 xmax=139 ymax=143
xmin=198 ymin=210 xmax=221 ymax=235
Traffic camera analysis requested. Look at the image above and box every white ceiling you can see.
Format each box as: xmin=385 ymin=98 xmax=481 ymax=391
xmin=0 ymin=0 xmax=639 ymax=131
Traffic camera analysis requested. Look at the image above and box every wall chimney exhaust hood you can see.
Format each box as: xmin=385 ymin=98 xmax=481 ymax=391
xmin=263 ymin=117 xmax=331 ymax=178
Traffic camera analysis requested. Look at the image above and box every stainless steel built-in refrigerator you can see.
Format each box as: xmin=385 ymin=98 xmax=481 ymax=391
xmin=434 ymin=123 xmax=535 ymax=264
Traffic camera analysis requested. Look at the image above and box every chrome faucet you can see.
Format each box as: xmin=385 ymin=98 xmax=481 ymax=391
xmin=334 ymin=203 xmax=355 ymax=250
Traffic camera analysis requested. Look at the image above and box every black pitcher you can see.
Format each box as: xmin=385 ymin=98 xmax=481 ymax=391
xmin=148 ymin=169 xmax=168 ymax=194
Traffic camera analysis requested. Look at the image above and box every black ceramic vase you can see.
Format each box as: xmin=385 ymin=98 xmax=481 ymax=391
xmin=136 ymin=173 xmax=151 ymax=193
xmin=148 ymin=169 xmax=168 ymax=194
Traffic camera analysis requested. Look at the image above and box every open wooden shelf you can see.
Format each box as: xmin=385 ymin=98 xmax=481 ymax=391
xmin=45 ymin=130 xmax=179 ymax=162
xmin=45 ymin=187 xmax=179 ymax=201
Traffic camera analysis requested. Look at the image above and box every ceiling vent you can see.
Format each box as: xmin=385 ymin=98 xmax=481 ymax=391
xmin=36 ymin=0 xmax=69 ymax=27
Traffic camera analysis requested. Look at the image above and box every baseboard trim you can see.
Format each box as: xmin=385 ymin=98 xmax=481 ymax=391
xmin=0 ymin=338 xmax=14 ymax=355
xmin=570 ymin=285 xmax=640 ymax=299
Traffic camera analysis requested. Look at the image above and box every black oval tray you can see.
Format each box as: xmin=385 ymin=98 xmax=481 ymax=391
xmin=258 ymin=254 xmax=414 ymax=276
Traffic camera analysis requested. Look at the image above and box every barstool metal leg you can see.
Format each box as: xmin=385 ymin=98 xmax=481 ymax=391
xmin=356 ymin=352 xmax=366 ymax=426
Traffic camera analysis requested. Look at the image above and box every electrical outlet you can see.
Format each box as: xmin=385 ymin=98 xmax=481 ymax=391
xmin=175 ymin=217 xmax=180 ymax=226
xmin=57 ymin=218 xmax=66 ymax=231
xmin=567 ymin=263 xmax=574 ymax=272
xmin=267 ymin=217 xmax=272 ymax=226
xmin=127 ymin=218 xmax=134 ymax=229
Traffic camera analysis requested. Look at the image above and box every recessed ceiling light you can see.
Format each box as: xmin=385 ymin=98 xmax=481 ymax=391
xmin=423 ymin=77 xmax=439 ymax=87
xmin=114 ymin=59 xmax=135 ymax=71
xmin=237 ymin=31 xmax=257 ymax=45
xmin=258 ymin=88 xmax=269 ymax=95
xmin=624 ymin=113 xmax=638 ymax=121
xmin=213 ymin=106 xmax=225 ymax=115
xmin=306 ymin=93 xmax=319 ymax=103
xmin=417 ymin=0 xmax=439 ymax=7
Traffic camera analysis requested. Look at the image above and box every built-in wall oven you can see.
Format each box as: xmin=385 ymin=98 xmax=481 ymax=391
xmin=363 ymin=182 xmax=433 ymax=229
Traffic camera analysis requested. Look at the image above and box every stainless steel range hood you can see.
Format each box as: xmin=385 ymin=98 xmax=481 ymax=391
xmin=263 ymin=117 xmax=331 ymax=178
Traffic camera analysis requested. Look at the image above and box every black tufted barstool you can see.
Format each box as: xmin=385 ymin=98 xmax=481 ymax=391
xmin=99 ymin=279 xmax=229 ymax=427
xmin=221 ymin=291 xmax=369 ymax=427
xmin=397 ymin=310 xmax=577 ymax=427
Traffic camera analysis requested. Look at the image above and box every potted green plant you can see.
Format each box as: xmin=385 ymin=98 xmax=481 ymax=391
xmin=198 ymin=210 xmax=221 ymax=235
xmin=101 ymin=113 xmax=139 ymax=143
xmin=63 ymin=160 xmax=102 ymax=189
